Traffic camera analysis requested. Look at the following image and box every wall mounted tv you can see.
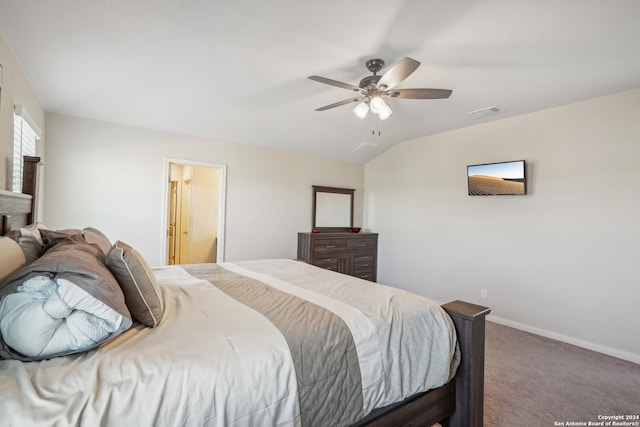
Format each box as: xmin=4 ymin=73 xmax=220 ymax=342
xmin=467 ymin=160 xmax=526 ymax=196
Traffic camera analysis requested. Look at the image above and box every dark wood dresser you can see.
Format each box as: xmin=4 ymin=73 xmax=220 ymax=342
xmin=297 ymin=232 xmax=378 ymax=281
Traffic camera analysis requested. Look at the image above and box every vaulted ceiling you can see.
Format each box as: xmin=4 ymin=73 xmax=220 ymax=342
xmin=1 ymin=1 xmax=639 ymax=163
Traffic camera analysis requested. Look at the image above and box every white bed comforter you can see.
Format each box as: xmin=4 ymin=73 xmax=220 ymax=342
xmin=0 ymin=259 xmax=458 ymax=427
xmin=0 ymin=276 xmax=128 ymax=357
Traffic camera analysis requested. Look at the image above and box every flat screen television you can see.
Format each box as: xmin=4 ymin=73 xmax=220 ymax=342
xmin=467 ymin=160 xmax=526 ymax=196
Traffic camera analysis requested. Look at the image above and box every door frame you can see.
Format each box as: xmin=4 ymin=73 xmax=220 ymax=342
xmin=162 ymin=157 xmax=227 ymax=264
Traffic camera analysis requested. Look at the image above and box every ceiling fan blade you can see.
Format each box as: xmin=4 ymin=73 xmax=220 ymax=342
xmin=376 ymin=57 xmax=420 ymax=90
xmin=387 ymin=88 xmax=452 ymax=99
xmin=315 ymin=97 xmax=363 ymax=111
xmin=308 ymin=75 xmax=361 ymax=92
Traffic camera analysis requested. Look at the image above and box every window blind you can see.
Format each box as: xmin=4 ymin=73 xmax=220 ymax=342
xmin=12 ymin=112 xmax=39 ymax=193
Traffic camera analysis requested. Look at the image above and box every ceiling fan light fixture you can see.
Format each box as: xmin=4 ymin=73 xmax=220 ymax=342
xmin=369 ymin=96 xmax=386 ymax=114
xmin=353 ymin=102 xmax=369 ymax=119
xmin=378 ymin=104 xmax=393 ymax=120
xmin=310 ymin=57 xmax=452 ymax=125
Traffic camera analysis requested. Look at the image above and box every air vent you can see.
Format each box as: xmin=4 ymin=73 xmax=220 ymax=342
xmin=353 ymin=142 xmax=378 ymax=154
xmin=468 ymin=106 xmax=506 ymax=118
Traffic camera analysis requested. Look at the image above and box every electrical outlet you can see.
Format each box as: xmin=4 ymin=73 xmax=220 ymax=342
xmin=481 ymin=289 xmax=488 ymax=299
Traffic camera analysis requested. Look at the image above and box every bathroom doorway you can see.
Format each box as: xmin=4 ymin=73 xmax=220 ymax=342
xmin=164 ymin=159 xmax=226 ymax=265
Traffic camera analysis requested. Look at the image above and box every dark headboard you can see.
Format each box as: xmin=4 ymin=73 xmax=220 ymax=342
xmin=0 ymin=156 xmax=40 ymax=235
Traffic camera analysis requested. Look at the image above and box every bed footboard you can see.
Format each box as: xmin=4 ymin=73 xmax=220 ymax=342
xmin=442 ymin=300 xmax=491 ymax=427
xmin=353 ymin=300 xmax=490 ymax=427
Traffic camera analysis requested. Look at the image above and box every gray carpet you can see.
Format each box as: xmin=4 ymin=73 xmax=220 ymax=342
xmin=484 ymin=322 xmax=640 ymax=426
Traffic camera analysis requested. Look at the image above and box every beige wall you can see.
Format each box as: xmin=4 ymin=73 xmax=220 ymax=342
xmin=364 ymin=89 xmax=640 ymax=363
xmin=0 ymin=34 xmax=45 ymax=190
xmin=43 ymin=113 xmax=364 ymax=266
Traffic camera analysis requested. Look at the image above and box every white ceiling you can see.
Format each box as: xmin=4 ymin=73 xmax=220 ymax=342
xmin=1 ymin=1 xmax=639 ymax=163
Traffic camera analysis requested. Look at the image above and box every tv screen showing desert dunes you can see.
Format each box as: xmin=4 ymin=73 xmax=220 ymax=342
xmin=467 ymin=160 xmax=525 ymax=195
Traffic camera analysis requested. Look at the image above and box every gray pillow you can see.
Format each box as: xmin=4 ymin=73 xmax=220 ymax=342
xmin=82 ymin=227 xmax=112 ymax=256
xmin=107 ymin=241 xmax=164 ymax=327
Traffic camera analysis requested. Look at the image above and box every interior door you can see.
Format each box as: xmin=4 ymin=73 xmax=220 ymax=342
xmin=167 ymin=180 xmax=178 ymax=265
xmin=178 ymin=178 xmax=192 ymax=264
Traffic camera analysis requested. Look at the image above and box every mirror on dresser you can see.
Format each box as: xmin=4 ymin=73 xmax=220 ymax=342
xmin=312 ymin=185 xmax=354 ymax=232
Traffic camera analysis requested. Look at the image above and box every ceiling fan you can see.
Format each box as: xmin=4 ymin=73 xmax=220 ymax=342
xmin=309 ymin=57 xmax=452 ymax=120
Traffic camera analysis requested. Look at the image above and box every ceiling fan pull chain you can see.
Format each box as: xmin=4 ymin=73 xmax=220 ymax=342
xmin=371 ymin=112 xmax=376 ymax=135
xmin=370 ymin=114 xmax=382 ymax=136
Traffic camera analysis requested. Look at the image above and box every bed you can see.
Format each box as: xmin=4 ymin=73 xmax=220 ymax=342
xmin=0 ymin=160 xmax=490 ymax=427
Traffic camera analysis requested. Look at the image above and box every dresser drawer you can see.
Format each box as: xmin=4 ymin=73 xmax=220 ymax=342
xmin=354 ymin=254 xmax=374 ymax=281
xmin=313 ymin=239 xmax=347 ymax=256
xmin=347 ymin=238 xmax=376 ymax=253
xmin=354 ymin=255 xmax=374 ymax=269
xmin=353 ymin=268 xmax=375 ymax=281
xmin=313 ymin=257 xmax=339 ymax=271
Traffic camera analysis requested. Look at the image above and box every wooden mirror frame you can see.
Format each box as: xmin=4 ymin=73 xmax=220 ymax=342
xmin=312 ymin=185 xmax=354 ymax=232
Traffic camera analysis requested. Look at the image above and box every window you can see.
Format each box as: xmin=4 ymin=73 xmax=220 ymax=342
xmin=12 ymin=106 xmax=40 ymax=193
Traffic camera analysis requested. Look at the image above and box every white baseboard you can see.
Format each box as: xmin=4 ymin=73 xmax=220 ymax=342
xmin=487 ymin=314 xmax=640 ymax=365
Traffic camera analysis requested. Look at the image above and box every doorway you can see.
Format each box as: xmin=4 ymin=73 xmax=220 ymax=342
xmin=164 ymin=159 xmax=226 ymax=265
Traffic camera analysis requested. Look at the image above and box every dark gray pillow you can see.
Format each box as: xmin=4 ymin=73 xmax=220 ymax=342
xmin=39 ymin=227 xmax=112 ymax=257
xmin=39 ymin=228 xmax=87 ymax=250
xmin=4 ymin=223 xmax=47 ymax=264
xmin=107 ymin=241 xmax=164 ymax=327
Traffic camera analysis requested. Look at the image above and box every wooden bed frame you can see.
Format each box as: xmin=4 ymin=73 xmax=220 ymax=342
xmin=0 ymin=157 xmax=490 ymax=427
